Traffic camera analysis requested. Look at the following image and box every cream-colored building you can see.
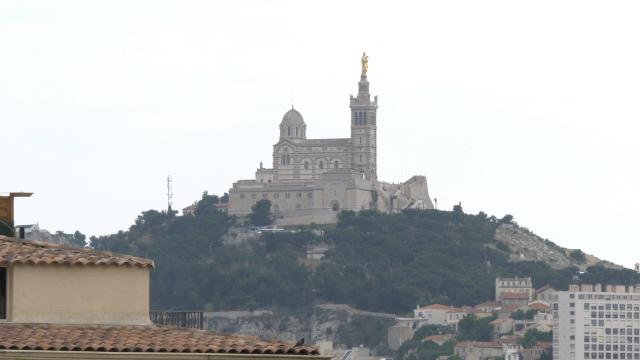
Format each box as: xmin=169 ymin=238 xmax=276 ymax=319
xmin=228 ymin=57 xmax=433 ymax=225
xmin=0 ymin=235 xmax=322 ymax=359
xmin=495 ymin=276 xmax=534 ymax=303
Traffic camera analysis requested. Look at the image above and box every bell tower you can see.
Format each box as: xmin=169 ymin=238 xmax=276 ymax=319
xmin=350 ymin=52 xmax=378 ymax=182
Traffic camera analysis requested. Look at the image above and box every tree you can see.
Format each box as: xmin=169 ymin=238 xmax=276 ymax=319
xmin=458 ymin=314 xmax=495 ymax=341
xmin=520 ymin=329 xmax=553 ymax=348
xmin=500 ymin=214 xmax=514 ymax=224
xmin=250 ymin=200 xmax=272 ymax=226
xmin=70 ymin=231 xmax=87 ymax=247
xmin=570 ymin=249 xmax=586 ymax=263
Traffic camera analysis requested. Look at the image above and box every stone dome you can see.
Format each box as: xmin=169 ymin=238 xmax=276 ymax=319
xmin=279 ymin=107 xmax=306 ymax=139
xmin=280 ymin=108 xmax=305 ymax=127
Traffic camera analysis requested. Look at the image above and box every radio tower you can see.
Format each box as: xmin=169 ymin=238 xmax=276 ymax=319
xmin=167 ymin=175 xmax=174 ymax=212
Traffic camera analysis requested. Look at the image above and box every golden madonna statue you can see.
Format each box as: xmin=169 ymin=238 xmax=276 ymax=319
xmin=361 ymin=52 xmax=369 ymax=75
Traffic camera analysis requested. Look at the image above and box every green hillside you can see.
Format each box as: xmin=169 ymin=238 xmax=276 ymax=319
xmin=90 ymin=193 xmax=640 ymax=314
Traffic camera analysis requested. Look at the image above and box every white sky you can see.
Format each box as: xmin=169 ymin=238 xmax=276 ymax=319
xmin=2 ymin=1 xmax=639 ymax=268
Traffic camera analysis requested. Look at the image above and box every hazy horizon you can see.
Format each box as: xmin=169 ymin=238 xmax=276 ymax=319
xmin=2 ymin=1 xmax=639 ymax=268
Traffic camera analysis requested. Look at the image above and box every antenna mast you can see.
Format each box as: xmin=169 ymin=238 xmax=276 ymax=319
xmin=167 ymin=175 xmax=173 ymax=211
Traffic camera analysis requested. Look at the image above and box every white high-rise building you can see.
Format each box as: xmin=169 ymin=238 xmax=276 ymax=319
xmin=554 ymin=284 xmax=640 ymax=360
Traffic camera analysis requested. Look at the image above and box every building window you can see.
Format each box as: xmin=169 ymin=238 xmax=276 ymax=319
xmin=0 ymin=267 xmax=6 ymax=319
xmin=334 ymin=160 xmax=339 ymax=169
xmin=296 ymin=193 xmax=302 ymax=198
xmin=319 ymin=161 xmax=324 ymax=169
xmin=285 ymin=193 xmax=290 ymax=199
xmin=304 ymin=161 xmax=309 ymax=170
xmin=307 ymin=193 xmax=313 ymax=198
xmin=296 ymin=127 xmax=299 ymax=136
xmin=240 ymin=193 xmax=245 ymax=199
xmin=262 ymin=193 xmax=268 ymax=199
xmin=251 ymin=194 xmax=257 ymax=199
xmin=274 ymin=193 xmax=279 ymax=199
xmin=287 ymin=127 xmax=291 ymax=136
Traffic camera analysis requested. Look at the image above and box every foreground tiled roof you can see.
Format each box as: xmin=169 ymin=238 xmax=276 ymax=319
xmin=0 ymin=324 xmax=318 ymax=355
xmin=0 ymin=236 xmax=154 ymax=269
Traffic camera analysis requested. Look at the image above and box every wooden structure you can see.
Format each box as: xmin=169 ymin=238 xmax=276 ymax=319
xmin=0 ymin=192 xmax=32 ymax=236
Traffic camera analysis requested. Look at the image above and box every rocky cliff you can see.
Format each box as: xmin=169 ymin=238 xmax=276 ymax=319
xmin=494 ymin=223 xmax=620 ymax=270
xmin=205 ymin=304 xmax=395 ymax=353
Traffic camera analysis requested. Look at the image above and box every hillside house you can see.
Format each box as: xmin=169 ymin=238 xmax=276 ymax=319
xmin=414 ymin=304 xmax=452 ymax=325
xmin=534 ymin=285 xmax=556 ymax=304
xmin=500 ymin=292 xmax=530 ymax=306
xmin=454 ymin=341 xmax=503 ymax=360
xmin=489 ymin=318 xmax=514 ymax=338
xmin=495 ymin=277 xmax=533 ymax=302
xmin=414 ymin=304 xmax=470 ymax=326
xmin=0 ymin=235 xmax=322 ymax=359
xmin=474 ymin=301 xmax=502 ymax=313
xmin=520 ymin=341 xmax=552 ymax=360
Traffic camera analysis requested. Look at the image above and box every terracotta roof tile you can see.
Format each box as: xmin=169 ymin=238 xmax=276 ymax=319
xmin=529 ymin=302 xmax=550 ymax=311
xmin=535 ymin=285 xmax=554 ymax=293
xmin=0 ymin=236 xmax=154 ymax=269
xmin=500 ymin=292 xmax=529 ymax=300
xmin=0 ymin=324 xmax=319 ymax=355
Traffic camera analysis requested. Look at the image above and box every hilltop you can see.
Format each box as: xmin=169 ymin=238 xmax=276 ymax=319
xmin=89 ymin=193 xmax=639 ymax=315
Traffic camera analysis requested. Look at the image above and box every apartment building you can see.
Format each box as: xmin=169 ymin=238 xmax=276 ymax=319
xmin=553 ymin=284 xmax=640 ymax=360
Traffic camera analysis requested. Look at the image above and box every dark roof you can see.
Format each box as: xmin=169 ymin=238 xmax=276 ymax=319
xmin=0 ymin=236 xmax=154 ymax=269
xmin=0 ymin=323 xmax=319 ymax=355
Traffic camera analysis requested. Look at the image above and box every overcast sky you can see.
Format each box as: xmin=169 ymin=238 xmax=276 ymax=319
xmin=2 ymin=1 xmax=639 ymax=268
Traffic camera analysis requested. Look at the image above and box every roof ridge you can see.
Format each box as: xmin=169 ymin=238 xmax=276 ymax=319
xmin=0 ymin=236 xmax=154 ymax=269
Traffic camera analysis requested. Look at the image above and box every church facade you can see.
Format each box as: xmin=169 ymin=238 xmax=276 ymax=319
xmin=228 ymin=56 xmax=434 ymax=225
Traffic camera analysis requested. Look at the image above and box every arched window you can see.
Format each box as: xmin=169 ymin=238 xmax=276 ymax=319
xmin=296 ymin=127 xmax=299 ymax=136
xmin=304 ymin=161 xmax=309 ymax=170
xmin=334 ymin=160 xmax=339 ymax=169
xmin=287 ymin=127 xmax=291 ymax=136
xmin=281 ymin=148 xmax=290 ymax=166
xmin=319 ymin=161 xmax=324 ymax=169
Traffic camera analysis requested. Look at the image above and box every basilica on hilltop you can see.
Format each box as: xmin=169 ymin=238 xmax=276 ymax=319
xmin=228 ymin=54 xmax=434 ymax=225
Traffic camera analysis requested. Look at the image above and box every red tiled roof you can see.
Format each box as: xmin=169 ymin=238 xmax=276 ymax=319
xmin=534 ymin=341 xmax=553 ymax=350
xmin=498 ymin=304 xmax=526 ymax=313
xmin=0 ymin=323 xmax=318 ymax=355
xmin=529 ymin=302 xmax=550 ymax=311
xmin=418 ymin=304 xmax=452 ymax=310
xmin=500 ymin=292 xmax=529 ymax=300
xmin=455 ymin=341 xmax=502 ymax=349
xmin=475 ymin=301 xmax=501 ymax=308
xmin=0 ymin=236 xmax=154 ymax=269
xmin=535 ymin=285 xmax=554 ymax=293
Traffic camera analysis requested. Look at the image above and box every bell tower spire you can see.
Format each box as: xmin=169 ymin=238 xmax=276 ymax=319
xmin=350 ymin=52 xmax=378 ymax=182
